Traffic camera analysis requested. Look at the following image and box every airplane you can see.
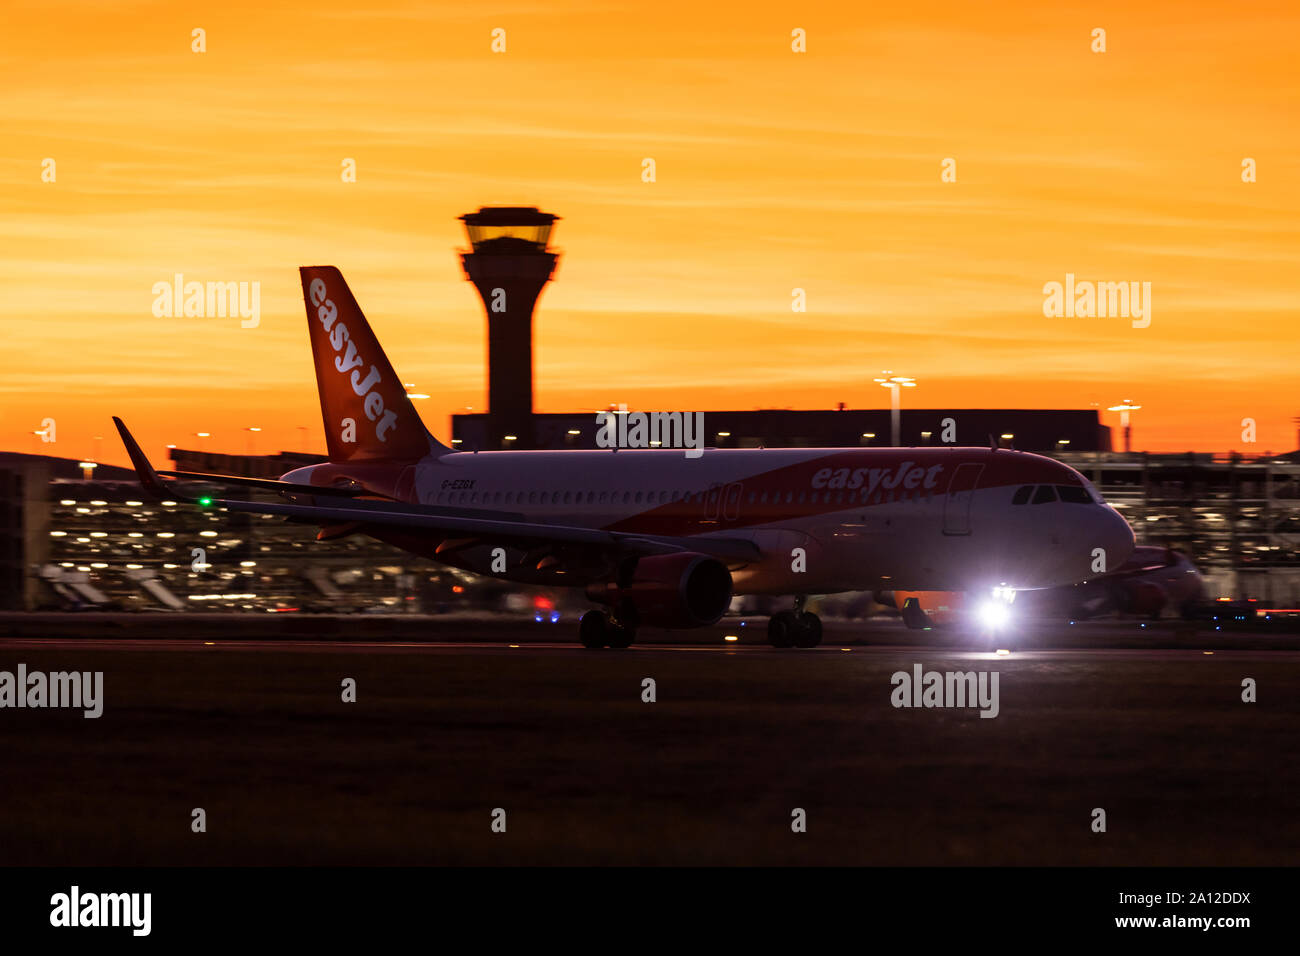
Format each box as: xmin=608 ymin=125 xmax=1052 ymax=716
xmin=883 ymin=545 xmax=1204 ymax=629
xmin=114 ymin=266 xmax=1137 ymax=649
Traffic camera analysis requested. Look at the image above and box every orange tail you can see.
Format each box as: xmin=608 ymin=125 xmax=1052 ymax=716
xmin=299 ymin=266 xmax=447 ymax=463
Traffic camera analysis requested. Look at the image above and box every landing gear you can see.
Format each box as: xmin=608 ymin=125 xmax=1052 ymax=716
xmin=579 ymin=609 xmax=636 ymax=649
xmin=579 ymin=610 xmax=607 ymax=648
xmin=767 ymin=599 xmax=822 ymax=648
xmin=795 ymin=611 xmax=823 ymax=648
xmin=606 ymin=621 xmax=635 ymax=648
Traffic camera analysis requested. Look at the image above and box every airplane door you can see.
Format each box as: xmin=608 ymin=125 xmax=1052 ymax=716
xmin=704 ymin=483 xmax=723 ymax=521
xmin=723 ymin=482 xmax=742 ymax=520
xmin=942 ymin=463 xmax=984 ymax=535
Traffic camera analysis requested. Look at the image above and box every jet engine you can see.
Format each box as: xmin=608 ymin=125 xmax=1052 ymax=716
xmin=586 ymin=552 xmax=733 ymax=628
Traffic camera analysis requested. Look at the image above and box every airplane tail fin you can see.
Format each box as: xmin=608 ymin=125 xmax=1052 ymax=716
xmin=299 ymin=266 xmax=449 ymax=463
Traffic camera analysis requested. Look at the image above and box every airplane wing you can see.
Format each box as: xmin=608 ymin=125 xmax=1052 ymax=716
xmin=112 ymin=417 xmax=761 ymax=565
xmin=154 ymin=469 xmax=370 ymax=498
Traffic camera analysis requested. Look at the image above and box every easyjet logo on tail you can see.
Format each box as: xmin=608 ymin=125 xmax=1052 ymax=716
xmin=309 ymin=277 xmax=398 ymax=443
xmin=812 ymin=461 xmax=944 ymax=494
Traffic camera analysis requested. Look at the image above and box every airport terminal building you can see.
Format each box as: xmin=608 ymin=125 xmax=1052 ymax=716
xmin=451 ymin=408 xmax=1112 ymax=454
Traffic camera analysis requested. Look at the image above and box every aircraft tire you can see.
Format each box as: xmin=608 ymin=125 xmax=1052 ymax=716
xmin=606 ymin=623 xmax=635 ymax=649
xmin=794 ymin=612 xmax=822 ymax=648
xmin=580 ymin=610 xmax=609 ymax=649
xmin=768 ymin=610 xmax=799 ymax=648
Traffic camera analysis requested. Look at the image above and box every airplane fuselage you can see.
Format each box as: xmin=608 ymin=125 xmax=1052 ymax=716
xmin=283 ymin=445 xmax=1136 ymax=596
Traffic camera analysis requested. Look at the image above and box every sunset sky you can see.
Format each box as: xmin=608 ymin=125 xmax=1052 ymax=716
xmin=3 ymin=0 xmax=1297 ymax=466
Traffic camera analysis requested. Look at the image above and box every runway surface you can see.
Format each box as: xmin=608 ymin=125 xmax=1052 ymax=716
xmin=2 ymin=625 xmax=1298 ymax=866
xmin=3 ymin=635 xmax=1300 ymax=661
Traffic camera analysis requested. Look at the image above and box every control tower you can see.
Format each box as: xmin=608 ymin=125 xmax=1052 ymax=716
xmin=459 ymin=206 xmax=560 ymax=450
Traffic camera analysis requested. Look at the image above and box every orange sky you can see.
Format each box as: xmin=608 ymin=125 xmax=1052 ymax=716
xmin=3 ymin=0 xmax=1298 ymax=466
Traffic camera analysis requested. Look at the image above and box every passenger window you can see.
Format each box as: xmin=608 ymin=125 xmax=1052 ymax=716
xmin=1012 ymin=485 xmax=1032 ymax=505
xmin=529 ymin=491 xmax=537 ymax=504
xmin=1032 ymin=485 xmax=1057 ymax=504
xmin=1057 ymin=485 xmax=1092 ymax=504
xmin=634 ymin=491 xmax=643 ymax=504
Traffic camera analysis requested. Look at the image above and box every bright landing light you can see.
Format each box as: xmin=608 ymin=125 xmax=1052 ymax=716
xmin=978 ymin=586 xmax=1017 ymax=631
xmin=977 ymin=600 xmax=1012 ymax=630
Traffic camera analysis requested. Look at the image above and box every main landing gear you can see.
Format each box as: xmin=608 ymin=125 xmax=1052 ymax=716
xmin=767 ymin=596 xmax=822 ymax=648
xmin=579 ymin=609 xmax=636 ymax=649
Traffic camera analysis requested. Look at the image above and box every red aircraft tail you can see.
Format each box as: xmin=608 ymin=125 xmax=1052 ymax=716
xmin=299 ymin=266 xmax=447 ymax=463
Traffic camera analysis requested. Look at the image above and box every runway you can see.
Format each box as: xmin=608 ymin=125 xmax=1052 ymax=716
xmin=3 ymin=635 xmax=1300 ymax=662
xmin=1 ymin=622 xmax=1298 ymax=866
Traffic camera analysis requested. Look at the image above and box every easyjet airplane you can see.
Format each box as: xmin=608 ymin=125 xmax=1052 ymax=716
xmin=115 ymin=266 xmax=1136 ymax=649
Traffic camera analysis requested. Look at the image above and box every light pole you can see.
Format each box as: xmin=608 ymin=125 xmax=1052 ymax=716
xmin=1108 ymin=401 xmax=1141 ymax=454
xmin=873 ymin=372 xmax=916 ymax=447
xmin=244 ymin=426 xmax=262 ymax=457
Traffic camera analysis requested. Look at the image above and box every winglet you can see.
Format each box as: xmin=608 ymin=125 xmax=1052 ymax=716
xmin=112 ymin=417 xmax=183 ymax=499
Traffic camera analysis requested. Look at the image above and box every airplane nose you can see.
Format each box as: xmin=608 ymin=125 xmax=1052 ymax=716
xmin=1102 ymin=505 xmax=1136 ymax=570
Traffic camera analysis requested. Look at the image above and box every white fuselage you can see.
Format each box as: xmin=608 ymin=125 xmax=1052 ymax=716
xmin=284 ymin=445 xmax=1136 ymax=597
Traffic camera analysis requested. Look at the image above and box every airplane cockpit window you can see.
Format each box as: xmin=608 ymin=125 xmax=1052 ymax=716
xmin=1031 ymin=485 xmax=1058 ymax=504
xmin=1056 ymin=485 xmax=1092 ymax=504
xmin=1012 ymin=485 xmax=1033 ymax=505
xmin=1081 ymin=477 xmax=1106 ymax=504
